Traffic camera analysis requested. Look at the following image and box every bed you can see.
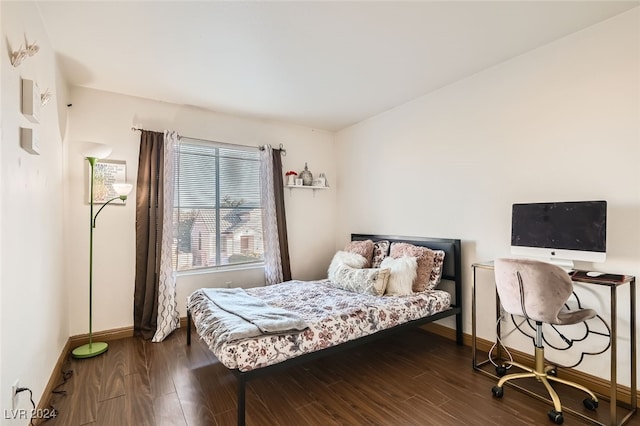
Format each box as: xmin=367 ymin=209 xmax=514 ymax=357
xmin=186 ymin=234 xmax=463 ymax=425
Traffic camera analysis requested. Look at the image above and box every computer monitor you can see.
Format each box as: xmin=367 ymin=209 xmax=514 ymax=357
xmin=510 ymin=200 xmax=607 ymax=269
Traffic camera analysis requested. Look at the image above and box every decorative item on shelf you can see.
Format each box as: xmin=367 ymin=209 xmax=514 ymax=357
xmin=299 ymin=162 xmax=313 ymax=186
xmin=314 ymin=172 xmax=327 ymax=187
xmin=285 ymin=170 xmax=297 ymax=186
xmin=72 ymin=142 xmax=133 ymax=359
xmin=10 ymin=37 xmax=40 ymax=67
xmin=295 ymin=178 xmax=303 ymax=186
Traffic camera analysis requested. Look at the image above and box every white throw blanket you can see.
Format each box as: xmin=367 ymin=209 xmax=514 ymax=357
xmin=201 ymin=288 xmax=309 ymax=342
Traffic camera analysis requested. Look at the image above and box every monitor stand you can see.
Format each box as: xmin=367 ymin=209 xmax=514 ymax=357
xmin=545 ymin=258 xmax=574 ymax=272
xmin=514 ymin=255 xmax=574 ymax=271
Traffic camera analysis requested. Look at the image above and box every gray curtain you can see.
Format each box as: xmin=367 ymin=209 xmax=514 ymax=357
xmin=260 ymin=146 xmax=291 ymax=284
xmin=134 ymin=130 xmax=165 ymax=339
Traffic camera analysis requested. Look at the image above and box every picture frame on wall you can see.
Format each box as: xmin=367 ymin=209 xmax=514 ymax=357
xmin=86 ymin=159 xmax=127 ymax=204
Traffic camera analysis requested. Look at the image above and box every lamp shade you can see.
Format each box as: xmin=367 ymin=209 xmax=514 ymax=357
xmin=112 ymin=183 xmax=133 ymax=196
xmin=80 ymin=142 xmax=112 ymax=159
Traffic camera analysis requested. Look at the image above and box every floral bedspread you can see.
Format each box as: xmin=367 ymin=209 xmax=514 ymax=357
xmin=187 ymin=279 xmax=451 ymax=372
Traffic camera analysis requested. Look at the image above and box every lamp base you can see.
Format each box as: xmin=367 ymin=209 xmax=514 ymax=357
xmin=71 ymin=342 xmax=108 ymax=359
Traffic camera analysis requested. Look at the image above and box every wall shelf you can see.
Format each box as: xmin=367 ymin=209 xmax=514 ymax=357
xmin=285 ymin=185 xmax=329 ymax=196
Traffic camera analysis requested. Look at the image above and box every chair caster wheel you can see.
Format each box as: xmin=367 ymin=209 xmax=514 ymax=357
xmin=583 ymin=398 xmax=598 ymax=410
xmin=547 ymin=368 xmax=557 ymax=377
xmin=548 ymin=409 xmax=564 ymax=424
xmin=491 ymin=385 xmax=504 ymax=398
xmin=496 ymin=365 xmax=507 ymax=377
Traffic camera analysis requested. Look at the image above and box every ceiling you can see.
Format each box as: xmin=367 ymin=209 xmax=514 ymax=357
xmin=36 ymin=1 xmax=638 ymax=132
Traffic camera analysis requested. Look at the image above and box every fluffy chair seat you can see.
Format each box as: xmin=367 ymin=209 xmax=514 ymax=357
xmin=491 ymin=258 xmax=599 ymax=425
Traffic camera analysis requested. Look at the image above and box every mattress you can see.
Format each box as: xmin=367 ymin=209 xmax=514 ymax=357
xmin=187 ymin=279 xmax=451 ymax=372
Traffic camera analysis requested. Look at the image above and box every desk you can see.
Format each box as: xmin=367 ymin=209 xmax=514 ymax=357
xmin=471 ymin=261 xmax=637 ymax=426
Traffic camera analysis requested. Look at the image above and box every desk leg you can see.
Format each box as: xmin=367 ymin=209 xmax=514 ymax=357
xmin=496 ymin=289 xmax=502 ymax=363
xmin=610 ymin=285 xmax=617 ymax=426
xmin=472 ymin=266 xmax=477 ymax=369
xmin=631 ymin=279 xmax=637 ymax=413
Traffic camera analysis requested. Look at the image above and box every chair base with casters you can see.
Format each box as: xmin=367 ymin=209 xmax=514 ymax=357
xmin=491 ymin=321 xmax=599 ymax=425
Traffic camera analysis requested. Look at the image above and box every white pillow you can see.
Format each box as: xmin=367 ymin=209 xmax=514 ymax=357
xmin=328 ymin=250 xmax=368 ymax=281
xmin=380 ymin=256 xmax=418 ymax=296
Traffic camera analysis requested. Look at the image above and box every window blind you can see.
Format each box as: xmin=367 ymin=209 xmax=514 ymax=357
xmin=172 ymin=138 xmax=264 ymax=271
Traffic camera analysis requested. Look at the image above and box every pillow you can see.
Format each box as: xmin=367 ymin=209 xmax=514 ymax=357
xmin=344 ymin=240 xmax=374 ymax=267
xmin=390 ymin=242 xmax=438 ymax=292
xmin=380 ymin=256 xmax=417 ymax=296
xmin=429 ymin=250 xmax=446 ymax=287
xmin=330 ymin=264 xmax=390 ymax=296
xmin=371 ymin=240 xmax=390 ymax=268
xmin=328 ymin=251 xmax=368 ymax=281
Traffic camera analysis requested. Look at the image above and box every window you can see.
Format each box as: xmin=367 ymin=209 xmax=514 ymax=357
xmin=172 ymin=139 xmax=264 ymax=271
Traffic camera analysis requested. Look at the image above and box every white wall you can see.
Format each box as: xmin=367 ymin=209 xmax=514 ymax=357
xmin=64 ymin=87 xmax=336 ymax=336
xmin=1 ymin=2 xmax=70 ymax=422
xmin=335 ymin=8 xmax=639 ymax=386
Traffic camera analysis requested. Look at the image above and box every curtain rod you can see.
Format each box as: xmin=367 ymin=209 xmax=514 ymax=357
xmin=131 ymin=127 xmax=286 ymax=155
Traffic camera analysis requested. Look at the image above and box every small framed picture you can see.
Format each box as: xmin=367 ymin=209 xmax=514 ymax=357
xmin=87 ymin=159 xmax=127 ymax=204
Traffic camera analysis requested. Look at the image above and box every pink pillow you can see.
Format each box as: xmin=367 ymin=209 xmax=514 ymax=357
xmin=390 ymin=242 xmax=438 ymax=291
xmin=344 ymin=240 xmax=374 ymax=267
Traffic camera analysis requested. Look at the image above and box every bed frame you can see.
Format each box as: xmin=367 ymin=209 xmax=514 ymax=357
xmin=186 ymin=234 xmax=463 ymax=425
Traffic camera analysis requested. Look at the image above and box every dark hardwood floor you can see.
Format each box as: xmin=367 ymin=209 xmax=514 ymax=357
xmin=44 ymin=327 xmax=636 ymax=425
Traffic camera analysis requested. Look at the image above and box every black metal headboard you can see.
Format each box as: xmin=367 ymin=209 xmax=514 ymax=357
xmin=351 ymin=233 xmax=463 ymax=343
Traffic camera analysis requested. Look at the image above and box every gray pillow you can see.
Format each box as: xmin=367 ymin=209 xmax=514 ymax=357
xmin=329 ymin=264 xmax=390 ymax=296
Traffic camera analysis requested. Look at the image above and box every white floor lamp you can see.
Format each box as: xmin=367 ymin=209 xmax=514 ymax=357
xmin=72 ymin=142 xmax=132 ymax=359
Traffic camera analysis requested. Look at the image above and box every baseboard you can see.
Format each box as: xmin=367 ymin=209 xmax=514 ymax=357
xmin=68 ymin=325 xmax=134 ymax=347
xmin=34 ymin=338 xmax=71 ymax=424
xmin=421 ymin=323 xmax=635 ymax=405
